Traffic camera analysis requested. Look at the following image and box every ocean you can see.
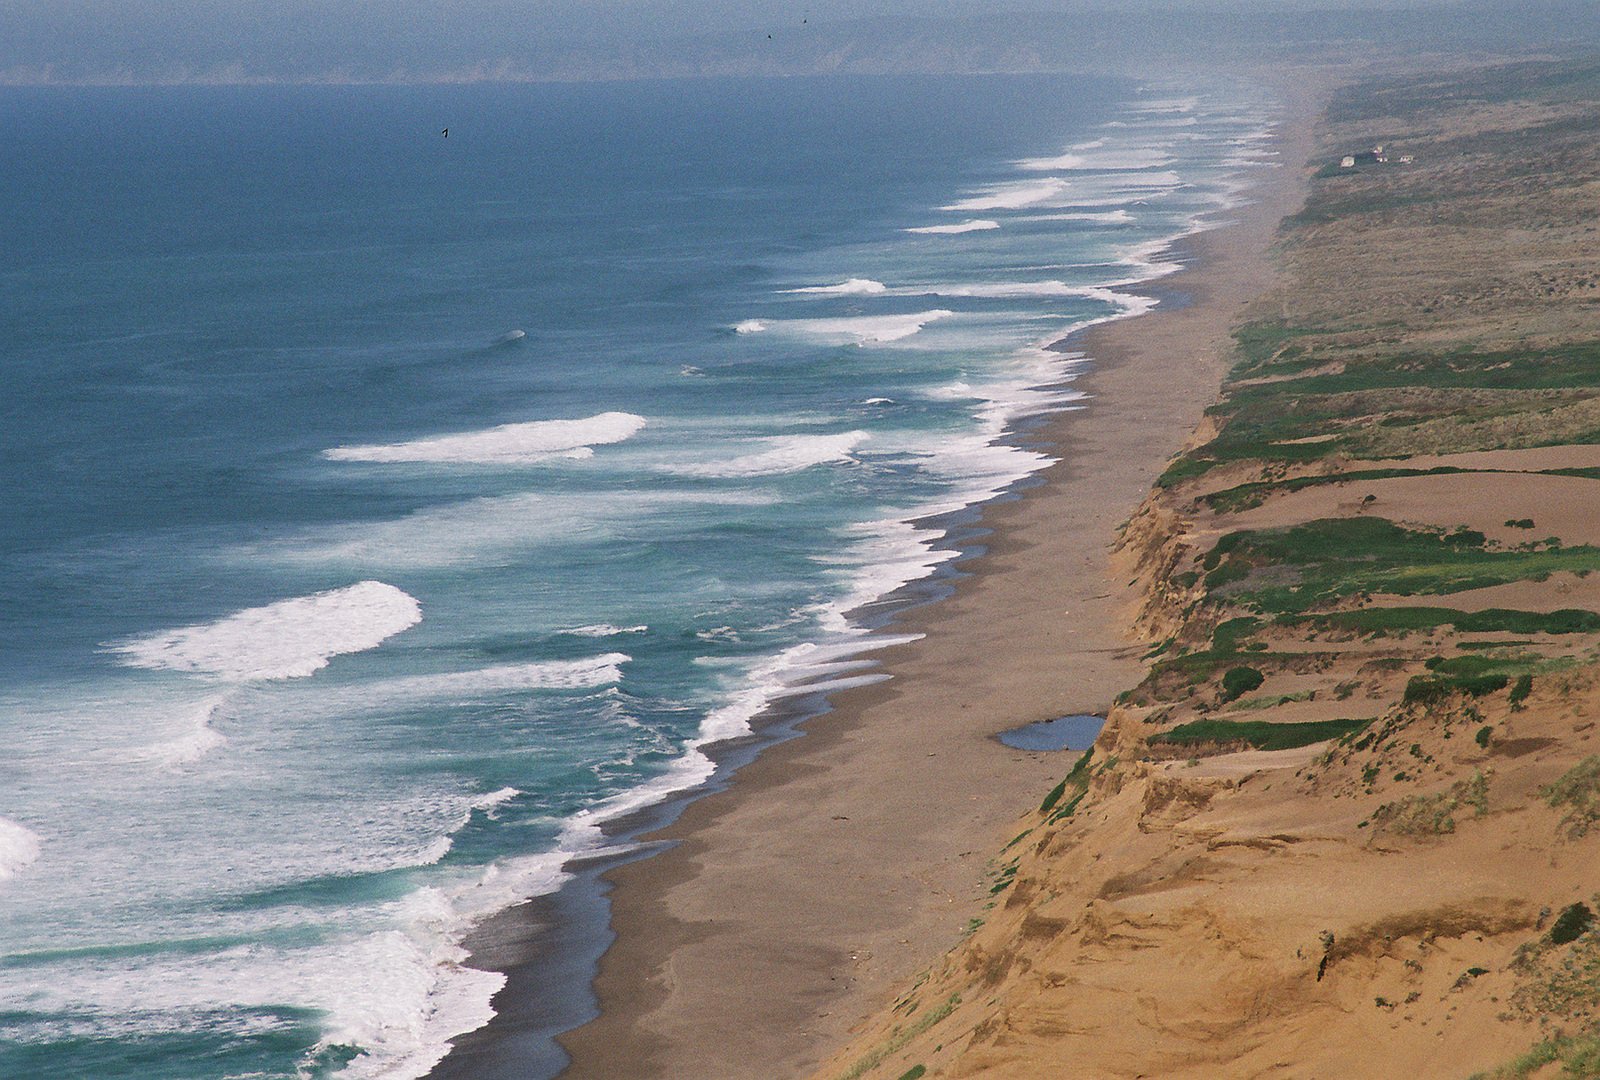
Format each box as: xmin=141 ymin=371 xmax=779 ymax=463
xmin=0 ymin=73 xmax=1276 ymax=1078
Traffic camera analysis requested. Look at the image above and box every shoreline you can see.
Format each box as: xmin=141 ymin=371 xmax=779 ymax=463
xmin=431 ymin=75 xmax=1326 ymax=1080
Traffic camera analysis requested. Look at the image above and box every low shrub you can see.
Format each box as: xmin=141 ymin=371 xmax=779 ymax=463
xmin=1541 ymin=756 xmax=1600 ymax=838
xmin=1221 ymin=666 xmax=1266 ymax=701
xmin=1550 ymin=903 xmax=1595 ymax=946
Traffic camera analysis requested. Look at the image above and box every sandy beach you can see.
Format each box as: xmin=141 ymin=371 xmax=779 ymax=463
xmin=544 ymin=80 xmax=1325 ymax=1080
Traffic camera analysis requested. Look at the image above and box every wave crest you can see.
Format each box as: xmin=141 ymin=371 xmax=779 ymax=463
xmin=904 ymin=219 xmax=1000 ymax=235
xmin=673 ymin=432 xmax=868 ymax=478
xmin=940 ymin=178 xmax=1068 ymax=212
xmin=111 ymin=581 xmax=422 ymax=681
xmin=781 ymin=278 xmax=888 ymax=295
xmin=323 ymin=412 xmax=646 ymax=465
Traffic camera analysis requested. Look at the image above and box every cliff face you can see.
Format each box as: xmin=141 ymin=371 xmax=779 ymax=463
xmin=812 ymin=59 xmax=1600 ymax=1080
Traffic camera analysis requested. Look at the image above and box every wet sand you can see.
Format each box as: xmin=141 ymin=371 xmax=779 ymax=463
xmin=546 ymin=81 xmax=1324 ymax=1080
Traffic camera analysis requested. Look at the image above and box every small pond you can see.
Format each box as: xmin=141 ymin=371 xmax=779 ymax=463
xmin=996 ymin=713 xmax=1105 ymax=752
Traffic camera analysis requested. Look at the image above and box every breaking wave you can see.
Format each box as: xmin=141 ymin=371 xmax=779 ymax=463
xmin=323 ymin=412 xmax=646 ymax=465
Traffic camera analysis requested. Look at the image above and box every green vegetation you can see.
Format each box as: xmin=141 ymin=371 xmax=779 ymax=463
xmin=1040 ymin=747 xmax=1094 ymax=815
xmin=1550 ymin=903 xmax=1595 ymax=946
xmin=1162 ymin=313 xmax=1600 ymax=488
xmin=1402 ymin=656 xmax=1533 ymax=705
xmin=1285 ymin=606 xmax=1600 ymax=637
xmin=1220 ymin=665 xmax=1265 ymax=701
xmin=1491 ymin=894 xmax=1600 ymax=1079
xmin=1211 ymin=617 xmax=1262 ymax=653
xmin=895 ymin=1068 xmax=927 ymax=1080
xmin=1509 ymin=673 xmax=1534 ymax=707
xmin=1541 ymin=756 xmax=1600 ymax=839
xmin=1201 ymin=517 xmax=1600 ymax=614
xmin=1150 ymin=717 xmax=1371 ymax=752
xmin=1371 ymin=771 xmax=1489 ymax=836
xmin=1202 ymin=466 xmax=1472 ymax=513
xmin=1469 ymin=1033 xmax=1594 ymax=1080
xmin=836 ymin=995 xmax=960 ymax=1080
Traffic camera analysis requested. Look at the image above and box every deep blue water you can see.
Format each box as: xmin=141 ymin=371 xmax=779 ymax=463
xmin=0 ymin=74 xmax=1275 ymax=1078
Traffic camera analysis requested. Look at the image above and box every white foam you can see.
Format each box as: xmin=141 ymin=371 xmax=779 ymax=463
xmin=1012 ymin=151 xmax=1086 ymax=171
xmin=0 ymin=818 xmax=42 ymax=882
xmin=733 ymin=319 xmax=767 ymax=334
xmin=941 ymin=178 xmax=1069 ymax=212
xmin=671 ymin=431 xmax=868 ymax=478
xmin=256 ymin=490 xmax=776 ymax=570
xmin=494 ymin=329 xmax=526 ymax=344
xmin=557 ymin=630 xmax=924 ymax=853
xmin=133 ymin=694 xmax=230 ymax=767
xmin=323 ymin=412 xmax=646 ymax=465
xmin=754 ymin=310 xmax=954 ymax=345
xmin=470 ymin=788 xmax=520 ymax=817
xmin=1024 ymin=209 xmax=1134 ymax=224
xmin=111 ymin=581 xmax=422 ymax=681
xmin=767 ymin=672 xmax=892 ymax=700
xmin=561 ymin=623 xmax=648 ymax=637
xmin=904 ymin=219 xmax=1000 ymax=235
xmin=1017 ymin=147 xmax=1174 ymax=171
xmin=781 ymin=278 xmax=887 ymax=295
xmin=381 ymin=655 xmax=629 ymax=696
xmin=898 ymin=281 xmax=1079 ymax=298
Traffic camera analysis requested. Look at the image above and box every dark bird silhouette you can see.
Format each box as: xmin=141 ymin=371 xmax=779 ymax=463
xmin=441 ymin=128 xmax=448 ymax=138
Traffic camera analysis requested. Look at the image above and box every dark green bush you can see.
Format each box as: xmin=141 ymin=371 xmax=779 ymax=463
xmin=1403 ymin=673 xmax=1510 ymax=705
xmin=1509 ymin=673 xmax=1534 ymax=707
xmin=1550 ymin=902 xmax=1594 ymax=945
xmin=1221 ymin=666 xmax=1266 ymax=701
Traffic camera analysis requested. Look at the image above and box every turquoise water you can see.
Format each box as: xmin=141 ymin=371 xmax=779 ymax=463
xmin=0 ymin=74 xmax=1276 ymax=1077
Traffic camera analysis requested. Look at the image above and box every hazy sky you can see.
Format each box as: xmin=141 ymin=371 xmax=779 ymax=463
xmin=0 ymin=0 xmax=1557 ymax=83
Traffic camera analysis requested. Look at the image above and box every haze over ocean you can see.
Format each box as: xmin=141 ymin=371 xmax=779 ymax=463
xmin=0 ymin=73 xmax=1274 ymax=1077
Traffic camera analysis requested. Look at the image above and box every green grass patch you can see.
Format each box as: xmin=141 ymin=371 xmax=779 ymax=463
xmin=1150 ymin=717 xmax=1372 ymax=752
xmin=1285 ymin=606 xmax=1600 ymax=636
xmin=1211 ymin=616 xmax=1262 ymax=652
xmin=1202 ymin=517 xmax=1600 ymax=614
xmin=1403 ymin=673 xmax=1510 ymax=704
xmin=1040 ymin=748 xmax=1094 ymax=815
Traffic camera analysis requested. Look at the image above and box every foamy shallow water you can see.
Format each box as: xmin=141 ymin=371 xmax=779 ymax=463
xmin=0 ymin=74 xmax=1277 ymax=1078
